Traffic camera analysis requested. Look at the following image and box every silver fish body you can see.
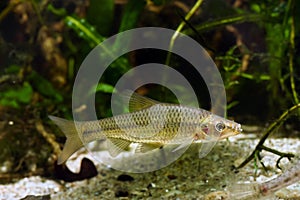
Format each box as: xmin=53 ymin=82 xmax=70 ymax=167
xmin=50 ymin=93 xmax=242 ymax=164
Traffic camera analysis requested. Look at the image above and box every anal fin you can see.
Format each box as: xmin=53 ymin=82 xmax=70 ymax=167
xmin=135 ymin=143 xmax=163 ymax=153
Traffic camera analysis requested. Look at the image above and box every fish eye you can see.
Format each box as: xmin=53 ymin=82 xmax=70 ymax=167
xmin=215 ymin=122 xmax=226 ymax=132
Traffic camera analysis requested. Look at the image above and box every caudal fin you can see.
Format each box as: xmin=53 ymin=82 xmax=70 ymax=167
xmin=49 ymin=115 xmax=83 ymax=164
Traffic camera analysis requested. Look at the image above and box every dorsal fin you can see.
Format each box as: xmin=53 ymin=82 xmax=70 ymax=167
xmin=121 ymin=90 xmax=159 ymax=112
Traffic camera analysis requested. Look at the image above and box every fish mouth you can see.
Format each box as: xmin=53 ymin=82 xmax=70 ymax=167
xmin=220 ymin=132 xmax=239 ymax=139
xmin=220 ymin=125 xmax=242 ymax=139
xmin=236 ymin=124 xmax=243 ymax=132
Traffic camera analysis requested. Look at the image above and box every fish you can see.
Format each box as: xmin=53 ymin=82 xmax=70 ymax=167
xmin=49 ymin=92 xmax=242 ymax=165
xmin=228 ymin=156 xmax=300 ymax=199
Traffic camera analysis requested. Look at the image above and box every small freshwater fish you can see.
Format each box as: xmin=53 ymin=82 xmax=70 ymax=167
xmin=228 ymin=156 xmax=300 ymax=199
xmin=50 ymin=92 xmax=242 ymax=164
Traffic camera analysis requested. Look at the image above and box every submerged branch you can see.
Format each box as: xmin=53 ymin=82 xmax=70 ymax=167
xmin=0 ymin=0 xmax=21 ymax=22
xmin=237 ymin=103 xmax=300 ymax=169
xmin=35 ymin=120 xmax=61 ymax=158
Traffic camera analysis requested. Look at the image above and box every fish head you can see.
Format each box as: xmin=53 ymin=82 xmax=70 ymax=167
xmin=198 ymin=115 xmax=242 ymax=141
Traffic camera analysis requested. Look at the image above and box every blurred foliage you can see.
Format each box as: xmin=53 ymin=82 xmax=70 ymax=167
xmin=0 ymin=0 xmax=298 ymax=119
xmin=0 ymin=81 xmax=32 ymax=108
xmin=183 ymin=0 xmax=299 ymax=121
xmin=0 ymin=0 xmax=298 ymax=122
xmin=87 ymin=0 xmax=114 ymax=36
xmin=0 ymin=0 xmax=299 ymax=177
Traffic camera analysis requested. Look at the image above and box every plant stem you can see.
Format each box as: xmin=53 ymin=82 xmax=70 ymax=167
xmin=165 ymin=0 xmax=204 ymax=66
xmin=183 ymin=13 xmax=261 ymax=35
xmin=288 ymin=0 xmax=299 ymax=105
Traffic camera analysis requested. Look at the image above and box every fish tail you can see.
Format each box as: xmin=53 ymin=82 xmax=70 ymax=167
xmin=49 ymin=115 xmax=83 ymax=164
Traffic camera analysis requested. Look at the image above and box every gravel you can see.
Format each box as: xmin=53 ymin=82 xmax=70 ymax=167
xmin=1 ymin=133 xmax=300 ymax=200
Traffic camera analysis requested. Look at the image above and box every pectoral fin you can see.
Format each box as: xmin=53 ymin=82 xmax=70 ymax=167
xmin=198 ymin=141 xmax=217 ymax=158
xmin=107 ymin=138 xmax=131 ymax=157
xmin=198 ymin=125 xmax=221 ymax=158
xmin=172 ymin=138 xmax=193 ymax=152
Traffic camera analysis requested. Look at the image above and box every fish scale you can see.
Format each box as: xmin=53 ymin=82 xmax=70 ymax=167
xmin=93 ymin=105 xmax=201 ymax=142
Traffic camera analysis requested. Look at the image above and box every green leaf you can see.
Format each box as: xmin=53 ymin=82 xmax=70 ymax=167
xmin=47 ymin=4 xmax=67 ymax=16
xmin=113 ymin=0 xmax=146 ymax=51
xmin=65 ymin=15 xmax=131 ymax=73
xmin=27 ymin=71 xmax=63 ymax=102
xmin=0 ymin=82 xmax=33 ymax=108
xmin=87 ymin=0 xmax=114 ymax=36
xmin=0 ymin=99 xmax=18 ymax=108
xmin=118 ymin=0 xmax=146 ymax=32
xmin=227 ymin=101 xmax=239 ymax=110
xmin=94 ymin=83 xmax=115 ymax=94
xmin=65 ymin=15 xmax=105 ymax=47
xmin=251 ymin=4 xmax=261 ymax=13
xmin=5 ymin=65 xmax=20 ymax=74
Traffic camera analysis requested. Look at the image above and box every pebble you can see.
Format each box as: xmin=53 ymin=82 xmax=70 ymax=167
xmin=0 ymin=176 xmax=61 ymax=200
xmin=117 ymin=174 xmax=134 ymax=182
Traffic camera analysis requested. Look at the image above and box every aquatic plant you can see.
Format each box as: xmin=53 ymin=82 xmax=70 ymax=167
xmin=0 ymin=0 xmax=299 ymax=180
